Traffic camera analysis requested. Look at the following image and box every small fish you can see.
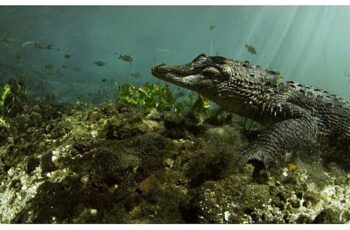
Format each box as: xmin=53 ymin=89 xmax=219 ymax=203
xmin=46 ymin=44 xmax=53 ymax=50
xmin=94 ymin=61 xmax=106 ymax=66
xmin=118 ymin=54 xmax=133 ymax=64
xmin=34 ymin=43 xmax=47 ymax=49
xmin=131 ymin=71 xmax=141 ymax=79
xmin=209 ymin=25 xmax=216 ymax=31
xmin=113 ymin=52 xmax=118 ymax=55
xmin=175 ymin=91 xmax=185 ymax=98
xmin=101 ymin=78 xmax=114 ymax=83
xmin=44 ymin=64 xmax=54 ymax=70
xmin=175 ymin=87 xmax=186 ymax=98
xmin=2 ymin=37 xmax=13 ymax=44
xmin=64 ymin=54 xmax=72 ymax=59
xmin=245 ymin=43 xmax=257 ymax=55
xmin=74 ymin=67 xmax=82 ymax=71
xmin=57 ymin=48 xmax=61 ymax=52
xmin=155 ymin=48 xmax=171 ymax=53
xmin=57 ymin=69 xmax=64 ymax=76
xmin=15 ymin=54 xmax=21 ymax=60
xmin=61 ymin=64 xmax=66 ymax=69
xmin=22 ymin=41 xmax=35 ymax=47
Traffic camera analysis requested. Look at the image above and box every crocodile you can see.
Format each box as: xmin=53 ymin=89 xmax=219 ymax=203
xmin=151 ymin=54 xmax=350 ymax=169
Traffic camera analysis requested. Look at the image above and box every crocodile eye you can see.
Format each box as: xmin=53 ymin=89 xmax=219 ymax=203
xmin=202 ymin=67 xmax=220 ymax=77
xmin=221 ymin=65 xmax=232 ymax=77
xmin=193 ymin=54 xmax=207 ymax=62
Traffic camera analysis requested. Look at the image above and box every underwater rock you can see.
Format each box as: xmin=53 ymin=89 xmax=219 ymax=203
xmin=137 ymin=174 xmax=158 ymax=194
xmin=25 ymin=156 xmax=40 ymax=174
xmin=193 ymin=163 xmax=350 ymax=224
xmin=0 ymin=123 xmax=9 ymax=145
xmin=40 ymin=151 xmax=57 ymax=173
xmin=0 ymin=99 xmax=350 ymax=223
xmin=105 ymin=124 xmax=143 ymax=140
xmin=241 ymin=184 xmax=271 ymax=213
xmin=313 ymin=208 xmax=342 ymax=224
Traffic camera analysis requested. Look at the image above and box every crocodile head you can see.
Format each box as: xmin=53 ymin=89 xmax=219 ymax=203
xmin=152 ymin=54 xmax=232 ymax=95
xmin=152 ymin=53 xmax=277 ymax=119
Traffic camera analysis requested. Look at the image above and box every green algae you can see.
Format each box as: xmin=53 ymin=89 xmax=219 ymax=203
xmin=117 ymin=83 xmax=174 ymax=112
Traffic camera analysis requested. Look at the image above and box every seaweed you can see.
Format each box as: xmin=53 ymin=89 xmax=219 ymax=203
xmin=116 ymin=83 xmax=174 ymax=112
xmin=0 ymin=79 xmax=26 ymax=118
xmin=0 ymin=83 xmax=11 ymax=112
xmin=184 ymin=94 xmax=212 ymax=123
xmin=116 ymin=83 xmax=233 ymax=126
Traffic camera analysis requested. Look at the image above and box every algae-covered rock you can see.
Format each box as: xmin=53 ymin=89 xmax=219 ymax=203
xmin=192 ymin=162 xmax=350 ymax=224
xmin=241 ymin=184 xmax=270 ymax=212
xmin=313 ymin=208 xmax=342 ymax=224
xmin=1 ymin=98 xmax=350 ymax=223
xmin=0 ymin=117 xmax=9 ymax=145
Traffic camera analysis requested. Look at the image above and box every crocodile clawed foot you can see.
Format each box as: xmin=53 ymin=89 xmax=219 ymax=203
xmin=247 ymin=159 xmax=265 ymax=177
xmin=247 ymin=159 xmax=269 ymax=183
xmin=241 ymin=148 xmax=272 ymax=183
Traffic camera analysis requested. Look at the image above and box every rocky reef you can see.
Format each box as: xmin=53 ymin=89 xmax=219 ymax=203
xmin=0 ymin=96 xmax=350 ymax=223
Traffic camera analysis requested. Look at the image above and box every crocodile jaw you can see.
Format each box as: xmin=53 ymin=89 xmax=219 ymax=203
xmin=151 ymin=63 xmax=206 ymax=91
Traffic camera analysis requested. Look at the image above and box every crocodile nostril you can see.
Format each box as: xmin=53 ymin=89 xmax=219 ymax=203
xmin=152 ymin=64 xmax=169 ymax=74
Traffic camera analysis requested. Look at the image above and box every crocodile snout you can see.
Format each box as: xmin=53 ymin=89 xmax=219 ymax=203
xmin=151 ymin=63 xmax=168 ymax=76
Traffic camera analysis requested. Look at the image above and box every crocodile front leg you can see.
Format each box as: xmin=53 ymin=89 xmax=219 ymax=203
xmin=242 ymin=112 xmax=319 ymax=169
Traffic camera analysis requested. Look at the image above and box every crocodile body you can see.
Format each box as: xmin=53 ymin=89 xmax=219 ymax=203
xmin=151 ymin=54 xmax=350 ymax=168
